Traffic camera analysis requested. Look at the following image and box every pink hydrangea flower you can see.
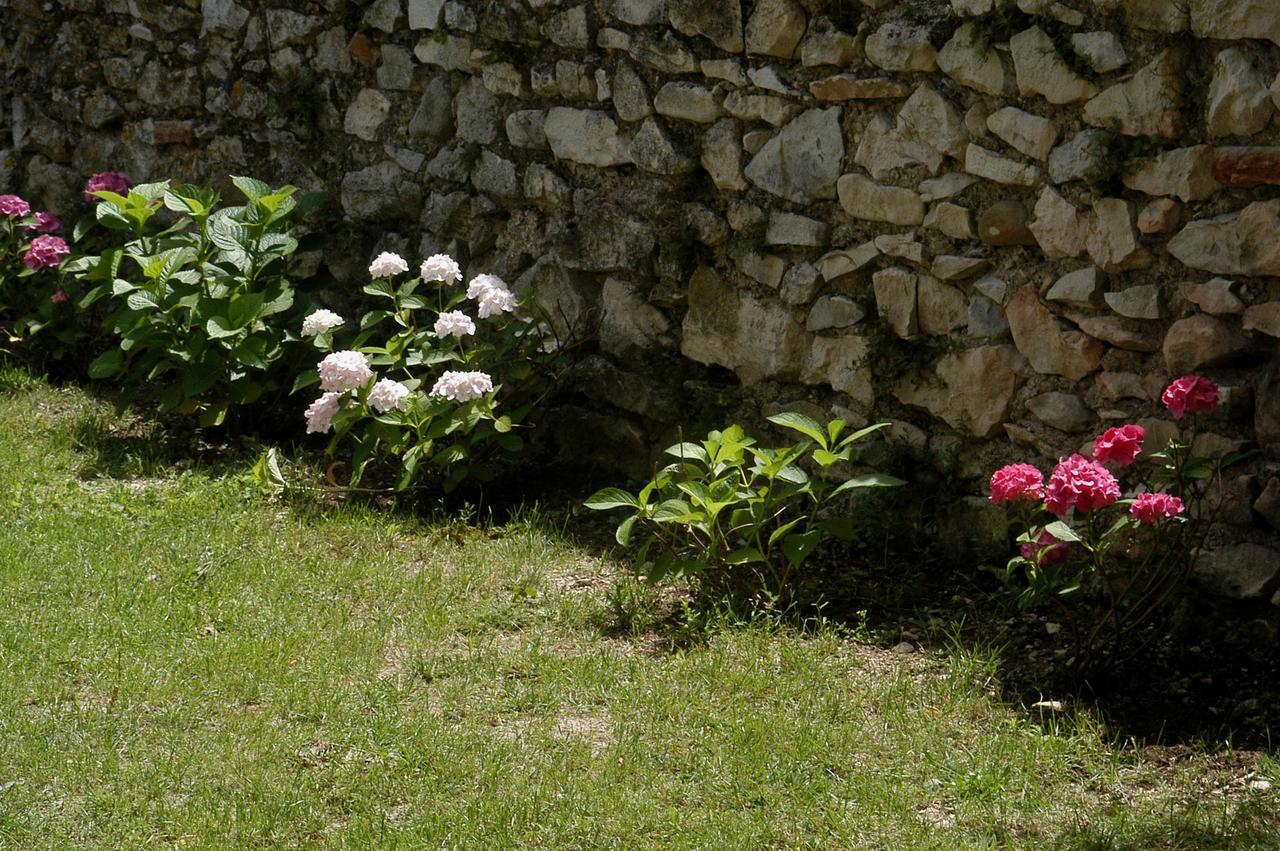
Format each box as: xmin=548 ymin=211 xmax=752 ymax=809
xmin=1020 ymin=529 xmax=1070 ymax=565
xmin=305 ymin=391 xmax=343 ymax=434
xmin=0 ymin=195 xmax=31 ymax=217
xmin=1092 ymin=424 xmax=1145 ymax=467
xmin=84 ymin=171 xmax=132 ymax=201
xmin=50 ymin=290 xmax=69 ymax=304
xmin=989 ymin=463 xmax=1045 ymax=504
xmin=26 ymin=211 xmax=62 ymax=234
xmin=22 ymin=235 xmax=70 ymax=271
xmin=1130 ymin=492 xmax=1185 ymax=525
xmin=430 ymin=370 xmax=493 ymax=403
xmin=1161 ymin=375 xmax=1219 ymax=419
xmin=317 ymin=350 xmax=373 ymax=393
xmin=1044 ymin=454 xmax=1120 ymax=516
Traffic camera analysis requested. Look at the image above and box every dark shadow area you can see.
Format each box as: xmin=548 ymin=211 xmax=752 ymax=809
xmin=1048 ymin=796 xmax=1280 ymax=850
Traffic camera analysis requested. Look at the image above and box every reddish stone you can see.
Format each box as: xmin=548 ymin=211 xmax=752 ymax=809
xmin=347 ymin=33 xmax=379 ymax=68
xmin=1213 ymin=147 xmax=1280 ymax=187
xmin=153 ymin=120 xmax=194 ymax=146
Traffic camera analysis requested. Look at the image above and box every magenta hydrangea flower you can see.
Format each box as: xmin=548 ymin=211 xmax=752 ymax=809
xmin=1130 ymin=492 xmax=1185 ymax=525
xmin=22 ymin=235 xmax=70 ymax=271
xmin=1020 ymin=529 xmax=1070 ymax=565
xmin=26 ymin=211 xmax=62 ymax=234
xmin=989 ymin=463 xmax=1045 ymax=504
xmin=0 ymin=195 xmax=31 ymax=217
xmin=1161 ymin=375 xmax=1219 ymax=420
xmin=83 ymin=171 xmax=132 ymax=202
xmin=1044 ymin=454 xmax=1121 ymax=516
xmin=1092 ymin=424 xmax=1145 ymax=467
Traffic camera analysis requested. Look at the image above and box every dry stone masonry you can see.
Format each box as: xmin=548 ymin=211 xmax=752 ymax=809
xmin=4 ymin=0 xmax=1280 ymax=592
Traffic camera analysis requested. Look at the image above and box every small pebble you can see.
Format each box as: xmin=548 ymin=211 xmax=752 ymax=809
xmin=892 ymin=641 xmax=915 ymax=654
xmin=1249 ymin=780 xmax=1273 ymax=792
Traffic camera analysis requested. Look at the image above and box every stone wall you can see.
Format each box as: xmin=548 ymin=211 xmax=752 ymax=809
xmin=3 ymin=0 xmax=1280 ymax=590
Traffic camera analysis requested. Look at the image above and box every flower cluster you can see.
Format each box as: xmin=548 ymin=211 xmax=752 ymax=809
xmin=23 ymin=235 xmax=70 ymax=271
xmin=1045 ymin=454 xmax=1121 ymax=516
xmin=467 ymin=273 xmax=517 ymax=319
xmin=1161 ymin=375 xmax=1219 ymax=419
xmin=368 ymin=378 xmax=410 ymax=414
xmin=420 ymin=254 xmax=462 ymax=284
xmin=1130 ymin=492 xmax=1185 ymax=525
xmin=433 ymin=310 xmax=475 ymax=339
xmin=318 ymin=350 xmax=373 ymax=393
xmin=301 ymin=309 xmax=344 ymax=337
xmin=989 ymin=463 xmax=1045 ymax=504
xmin=305 ymin=391 xmax=343 ymax=434
xmin=1092 ymin=424 xmax=1145 ymax=467
xmin=430 ymin=370 xmax=493 ymax=403
xmin=369 ymin=252 xmax=409 ymax=279
xmin=84 ymin=171 xmax=132 ymax=201
xmin=26 ymin=211 xmax=61 ymax=234
xmin=0 ymin=195 xmax=31 ymax=217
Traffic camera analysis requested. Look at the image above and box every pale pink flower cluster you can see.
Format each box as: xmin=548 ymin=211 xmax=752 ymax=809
xmin=0 ymin=195 xmax=31 ymax=217
xmin=420 ymin=253 xmax=461 ymax=283
xmin=433 ymin=310 xmax=475 ymax=339
xmin=301 ymin=309 xmax=344 ymax=337
xmin=467 ymin=273 xmax=516 ymax=319
xmin=430 ymin=370 xmax=493 ymax=403
xmin=23 ymin=235 xmax=70 ymax=271
xmin=26 ymin=211 xmax=61 ymax=234
xmin=84 ymin=171 xmax=131 ymax=201
xmin=369 ymin=252 xmax=409 ymax=279
xmin=318 ymin=350 xmax=373 ymax=392
xmin=368 ymin=378 xmax=411 ymax=414
xmin=305 ymin=391 xmax=343 ymax=434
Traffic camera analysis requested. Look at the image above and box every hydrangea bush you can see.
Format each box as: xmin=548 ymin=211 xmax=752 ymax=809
xmin=0 ymin=191 xmax=74 ymax=353
xmin=989 ymin=374 xmax=1252 ymax=670
xmin=295 ymin=251 xmax=559 ymax=491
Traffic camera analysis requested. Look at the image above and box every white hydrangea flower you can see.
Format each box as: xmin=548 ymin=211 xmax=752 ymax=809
xmin=367 ymin=379 xmax=411 ymax=414
xmin=317 ymin=350 xmax=373 ymax=393
xmin=301 ymin=308 xmax=344 ymax=337
xmin=466 ymin=273 xmax=508 ymax=300
xmin=305 ymin=391 xmax=343 ymax=434
xmin=433 ymin=310 xmax=476 ymax=339
xmin=420 ymin=253 xmax=462 ymax=283
xmin=429 ymin=370 xmax=493 ymax=403
xmin=476 ymin=286 xmax=517 ymax=319
xmin=368 ymin=252 xmax=409 ymax=279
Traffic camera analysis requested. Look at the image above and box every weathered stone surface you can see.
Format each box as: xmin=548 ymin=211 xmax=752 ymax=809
xmin=817 ymin=243 xmax=879 ymax=282
xmin=924 ymin=202 xmax=975 ymax=240
xmin=733 ymin=248 xmax=788 ymax=287
xmin=1214 ymin=147 xmax=1280 ymax=188
xmin=682 ymin=266 xmax=808 ymax=382
xmin=1029 ymin=392 xmax=1095 ymax=432
xmin=810 ymin=75 xmax=909 ymax=101
xmin=855 ymin=85 xmax=966 ymax=179
xmin=544 ymin=108 xmax=631 ymax=166
xmin=1190 ymin=0 xmax=1280 ymax=46
xmin=557 ymin=197 xmax=656 ymax=271
xmin=1196 ymin=544 xmax=1280 ymax=599
xmin=612 ymin=61 xmax=652 ymax=122
xmin=747 ymin=65 xmax=795 ymax=95
xmin=343 ymin=88 xmax=390 ymax=141
xmin=986 ymin=107 xmax=1057 ymax=161
xmin=873 ymin=267 xmax=919 ymax=338
xmin=607 ymin=0 xmax=664 ymax=26
xmin=800 ymin=22 xmax=860 ymax=68
xmin=1184 ymin=278 xmax=1244 ymax=315
xmin=600 ymin=277 xmax=672 ymax=357
xmin=968 ymin=296 xmax=1009 ymax=338
xmin=629 ymin=30 xmax=698 ymax=74
xmin=408 ymin=0 xmax=445 ymax=29
xmin=1067 ymin=312 xmax=1162 ymax=352
xmin=653 ymin=82 xmax=722 ymax=123
xmin=1123 ymin=146 xmax=1219 ymax=202
xmin=1007 ymin=286 xmax=1103 ymax=380
xmin=1244 ymin=303 xmax=1280 ymax=337
xmin=1010 ymin=26 xmax=1098 ymax=104
xmin=724 ymin=91 xmax=799 ymax=126
xmin=933 ymin=255 xmax=989 ymax=280
xmin=1084 ymin=50 xmax=1183 ymax=138
xmin=801 ymin=335 xmax=874 ymax=405
xmin=965 ymin=144 xmax=1041 ymax=186
xmin=1029 ymin=188 xmax=1088 ymax=259
xmin=917 ymin=276 xmax=968 ymax=335
xmin=1163 ymin=314 xmax=1249 ymax=373
xmin=1087 ymin=198 xmax=1145 ymax=273
xmin=975 ymin=276 xmax=1008 ymax=303
xmin=865 ymin=24 xmax=937 ymax=72
xmin=700 ymin=119 xmax=747 ymax=191
xmin=979 ymin=200 xmax=1035 ymax=246
xmin=1048 ymin=129 xmax=1107 ymax=184
xmin=745 ymin=0 xmax=807 ymax=59
xmin=1256 ymin=477 xmax=1280 ymax=530
xmin=875 ymin=233 xmax=925 ymax=264
xmin=1072 ymin=31 xmax=1127 ymax=73
xmin=1105 ymin=285 xmax=1161 ymax=320
xmin=471 ymin=150 xmax=519 ymax=197
xmin=341 ymin=160 xmax=422 ymax=220
xmin=743 ymin=108 xmax=843 ymax=202
xmin=919 ymin=173 xmax=979 ymax=202
xmin=1047 ymin=266 xmax=1102 ymax=309
xmin=766 ymin=211 xmax=829 ymax=247
xmin=505 ymin=110 xmax=547 ymax=149
xmin=894 ymin=345 xmax=1027 ymax=437
xmin=629 ymin=117 xmax=693 ymax=174
xmin=806 ymin=295 xmax=866 ymax=330
xmin=837 ymin=174 xmax=925 ymax=226
xmin=1168 ymin=200 xmax=1280 ymax=276
xmin=414 ymin=34 xmax=475 ymax=71
xmin=780 ymin=263 xmax=822 ymax=306
xmin=1207 ymin=47 xmax=1274 ymax=137
xmin=455 ymin=78 xmax=499 ymax=144
xmin=1138 ymin=198 xmax=1182 ymax=234
xmin=409 ymin=75 xmax=453 ymax=141
xmin=938 ymin=23 xmax=1010 ymax=96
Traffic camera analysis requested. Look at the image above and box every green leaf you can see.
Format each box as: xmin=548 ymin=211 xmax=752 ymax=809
xmin=231 ymin=175 xmax=272 ymax=202
xmin=206 ymin=316 xmax=241 ymax=339
xmin=663 ymin=442 xmax=710 ymax=464
xmin=837 ymin=422 xmax=894 ymax=447
xmin=724 ymin=547 xmax=765 ymax=565
xmin=830 ymin=473 xmax=906 ymax=497
xmin=615 ymin=515 xmax=637 ymax=547
xmin=1043 ymin=521 xmax=1082 ymax=544
xmin=816 ymin=517 xmax=858 ymax=541
xmin=207 ymin=215 xmax=251 ymax=253
xmin=584 ymin=488 xmax=640 ymax=511
xmin=228 ymin=291 xmax=265 ymax=328
xmin=125 ymin=291 xmax=159 ymax=311
xmin=363 ymin=280 xmax=397 ymax=300
xmin=88 ymin=349 xmax=125 ymax=379
xmin=781 ymin=529 xmax=823 ymax=569
xmin=767 ymin=412 xmax=827 ymax=448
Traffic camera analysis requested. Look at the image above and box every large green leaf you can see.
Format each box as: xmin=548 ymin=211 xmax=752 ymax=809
xmin=88 ymin=349 xmax=125 ymax=379
xmin=830 ymin=473 xmax=906 ymax=496
xmin=228 ymin=291 xmax=265 ymax=328
xmin=583 ymin=487 xmax=640 ymax=511
xmin=781 ymin=529 xmax=823 ymax=568
xmin=205 ymin=315 xmax=240 ymax=339
xmin=207 ymin=214 xmax=251 ymax=253
xmin=231 ymin=175 xmax=272 ymax=202
xmin=767 ymin=411 xmax=827 ymax=448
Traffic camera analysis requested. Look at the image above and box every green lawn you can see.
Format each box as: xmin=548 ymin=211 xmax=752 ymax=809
xmin=0 ymin=368 xmax=1275 ymax=848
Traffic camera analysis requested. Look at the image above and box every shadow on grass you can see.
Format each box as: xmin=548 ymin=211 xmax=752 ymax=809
xmin=1050 ymin=796 xmax=1280 ymax=850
